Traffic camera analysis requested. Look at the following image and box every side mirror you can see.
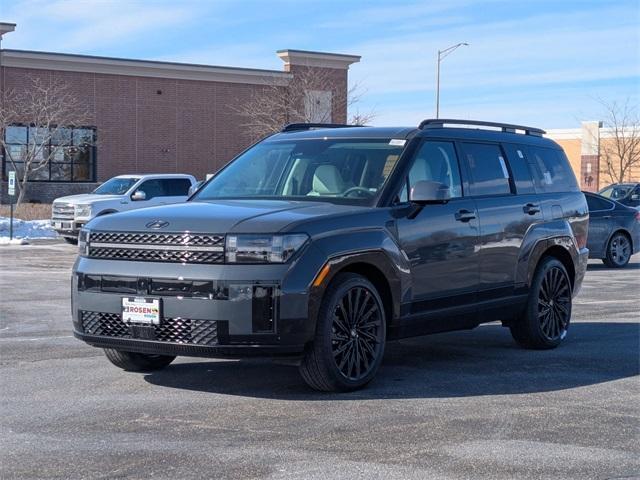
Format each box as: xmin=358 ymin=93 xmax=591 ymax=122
xmin=409 ymin=180 xmax=450 ymax=205
xmin=131 ymin=190 xmax=146 ymax=201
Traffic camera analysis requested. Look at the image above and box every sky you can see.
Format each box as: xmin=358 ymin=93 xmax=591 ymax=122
xmin=2 ymin=0 xmax=639 ymax=129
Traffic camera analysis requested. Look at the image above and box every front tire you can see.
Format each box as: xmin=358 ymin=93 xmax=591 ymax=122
xmin=300 ymin=273 xmax=386 ymax=392
xmin=510 ymin=257 xmax=572 ymax=349
xmin=103 ymin=349 xmax=175 ymax=372
xmin=63 ymin=237 xmax=78 ymax=245
xmin=603 ymin=232 xmax=631 ymax=268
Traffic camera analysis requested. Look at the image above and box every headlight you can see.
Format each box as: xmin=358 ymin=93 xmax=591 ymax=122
xmin=75 ymin=204 xmax=92 ymax=218
xmin=78 ymin=228 xmax=90 ymax=256
xmin=225 ymin=234 xmax=308 ymax=263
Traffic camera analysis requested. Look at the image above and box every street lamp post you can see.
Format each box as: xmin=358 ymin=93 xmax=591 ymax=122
xmin=435 ymin=42 xmax=468 ymax=119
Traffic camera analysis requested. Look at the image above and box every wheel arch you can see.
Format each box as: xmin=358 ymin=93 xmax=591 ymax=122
xmin=308 ymin=250 xmax=402 ymax=337
xmin=96 ymin=209 xmax=118 ymax=216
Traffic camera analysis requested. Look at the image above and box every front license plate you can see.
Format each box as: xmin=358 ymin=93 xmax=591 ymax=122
xmin=122 ymin=297 xmax=161 ymax=325
xmin=54 ymin=221 xmax=72 ymax=230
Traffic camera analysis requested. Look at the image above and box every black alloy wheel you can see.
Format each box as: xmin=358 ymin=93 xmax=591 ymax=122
xmin=300 ymin=273 xmax=386 ymax=392
xmin=510 ymin=257 xmax=572 ymax=349
xmin=331 ymin=285 xmax=384 ymax=381
xmin=537 ymin=265 xmax=571 ymax=341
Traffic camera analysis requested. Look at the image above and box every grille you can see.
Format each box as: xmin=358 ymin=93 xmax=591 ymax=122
xmin=52 ymin=203 xmax=74 ymax=220
xmin=90 ymin=231 xmax=224 ymax=247
xmin=88 ymin=231 xmax=225 ymax=264
xmin=81 ymin=311 xmax=219 ymax=346
xmin=88 ymin=247 xmax=224 ymax=264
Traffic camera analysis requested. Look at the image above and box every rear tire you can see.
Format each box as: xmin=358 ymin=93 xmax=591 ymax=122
xmin=510 ymin=257 xmax=572 ymax=350
xmin=299 ymin=273 xmax=386 ymax=392
xmin=603 ymin=232 xmax=631 ymax=268
xmin=103 ymin=348 xmax=175 ymax=372
xmin=63 ymin=237 xmax=78 ymax=245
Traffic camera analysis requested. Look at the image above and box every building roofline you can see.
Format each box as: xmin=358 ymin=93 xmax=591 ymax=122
xmin=277 ymin=49 xmax=360 ymax=70
xmin=0 ymin=48 xmax=293 ymax=86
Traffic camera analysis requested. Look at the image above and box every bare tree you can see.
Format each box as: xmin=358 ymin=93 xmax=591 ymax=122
xmin=1 ymin=76 xmax=92 ymax=204
xmin=232 ymin=67 xmax=375 ymax=140
xmin=598 ymin=99 xmax=640 ymax=185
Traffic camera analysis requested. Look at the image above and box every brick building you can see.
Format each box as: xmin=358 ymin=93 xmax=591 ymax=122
xmin=0 ymin=23 xmax=359 ymax=203
xmin=546 ymin=121 xmax=640 ymax=193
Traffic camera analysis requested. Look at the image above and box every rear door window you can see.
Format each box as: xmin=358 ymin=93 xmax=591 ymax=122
xmin=163 ymin=178 xmax=192 ymax=196
xmin=460 ymin=142 xmax=512 ymax=196
xmin=501 ymin=144 xmax=536 ymax=194
xmin=527 ymin=147 xmax=579 ymax=193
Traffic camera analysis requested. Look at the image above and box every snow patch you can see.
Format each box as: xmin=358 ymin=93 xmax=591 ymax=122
xmin=0 ymin=217 xmax=58 ymax=241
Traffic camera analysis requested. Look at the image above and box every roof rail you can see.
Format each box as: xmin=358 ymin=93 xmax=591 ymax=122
xmin=281 ymin=123 xmax=361 ymax=132
xmin=418 ymin=119 xmax=545 ymax=137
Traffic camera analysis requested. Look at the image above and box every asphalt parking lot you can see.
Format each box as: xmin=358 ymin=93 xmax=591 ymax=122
xmin=1 ymin=242 xmax=638 ymax=480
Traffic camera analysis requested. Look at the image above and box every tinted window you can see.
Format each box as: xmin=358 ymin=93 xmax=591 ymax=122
xmin=501 ymin=144 xmax=535 ymax=194
xmin=599 ymin=184 xmax=633 ymax=200
xmin=461 ymin=142 xmax=511 ymax=196
xmin=136 ymin=179 xmax=165 ymax=200
xmin=398 ymin=141 xmax=462 ymax=202
xmin=528 ymin=147 xmax=579 ymax=193
xmin=163 ymin=178 xmax=192 ymax=196
xmin=586 ymin=195 xmax=614 ymax=211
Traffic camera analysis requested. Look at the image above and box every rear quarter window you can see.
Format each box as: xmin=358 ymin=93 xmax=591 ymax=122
xmin=586 ymin=195 xmax=614 ymax=211
xmin=527 ymin=146 xmax=579 ymax=193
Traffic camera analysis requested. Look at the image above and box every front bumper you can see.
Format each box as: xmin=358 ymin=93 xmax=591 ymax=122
xmin=52 ymin=219 xmax=87 ymax=237
xmin=71 ymin=257 xmax=316 ymax=357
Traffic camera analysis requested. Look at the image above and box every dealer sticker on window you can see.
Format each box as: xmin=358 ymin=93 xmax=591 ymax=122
xmin=122 ymin=297 xmax=161 ymax=325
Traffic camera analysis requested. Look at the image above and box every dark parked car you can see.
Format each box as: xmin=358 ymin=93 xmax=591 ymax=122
xmin=585 ymin=191 xmax=640 ymax=267
xmin=72 ymin=119 xmax=589 ymax=392
xmin=598 ymin=183 xmax=640 ymax=208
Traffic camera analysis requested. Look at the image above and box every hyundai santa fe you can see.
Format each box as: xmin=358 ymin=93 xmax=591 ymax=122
xmin=72 ymin=119 xmax=589 ymax=392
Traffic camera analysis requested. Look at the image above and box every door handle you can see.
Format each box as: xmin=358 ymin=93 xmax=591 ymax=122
xmin=455 ymin=209 xmax=476 ymax=222
xmin=523 ymin=203 xmax=541 ymax=215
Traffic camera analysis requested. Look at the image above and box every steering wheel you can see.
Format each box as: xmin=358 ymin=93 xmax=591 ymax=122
xmin=343 ymin=186 xmax=374 ymax=198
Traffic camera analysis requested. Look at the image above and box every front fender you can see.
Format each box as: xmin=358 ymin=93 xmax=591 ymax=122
xmin=282 ymin=228 xmax=411 ymax=338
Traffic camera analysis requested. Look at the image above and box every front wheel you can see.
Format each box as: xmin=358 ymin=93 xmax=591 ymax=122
xmin=103 ymin=349 xmax=175 ymax=372
xmin=603 ymin=232 xmax=632 ymax=268
xmin=510 ymin=257 xmax=572 ymax=349
xmin=63 ymin=237 xmax=78 ymax=245
xmin=299 ymin=273 xmax=386 ymax=392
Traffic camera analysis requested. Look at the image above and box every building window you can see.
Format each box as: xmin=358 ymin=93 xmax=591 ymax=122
xmin=2 ymin=125 xmax=96 ymax=182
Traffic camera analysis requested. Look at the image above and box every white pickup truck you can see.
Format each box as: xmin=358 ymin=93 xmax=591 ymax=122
xmin=52 ymin=174 xmax=197 ymax=243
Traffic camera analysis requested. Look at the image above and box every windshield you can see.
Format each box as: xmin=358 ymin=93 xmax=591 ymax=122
xmin=599 ymin=185 xmax=632 ymax=200
xmin=93 ymin=177 xmax=139 ymax=195
xmin=194 ymin=138 xmax=405 ymax=205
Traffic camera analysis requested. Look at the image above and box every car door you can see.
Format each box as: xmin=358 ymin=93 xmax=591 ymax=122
xmin=394 ymin=139 xmax=480 ymax=316
xmin=585 ymin=193 xmax=616 ymax=257
xmin=458 ymin=141 xmax=543 ymax=302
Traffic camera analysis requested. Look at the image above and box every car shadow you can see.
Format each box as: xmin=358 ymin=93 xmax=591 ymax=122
xmin=143 ymin=322 xmax=639 ymax=400
xmin=587 ymin=262 xmax=640 ymax=270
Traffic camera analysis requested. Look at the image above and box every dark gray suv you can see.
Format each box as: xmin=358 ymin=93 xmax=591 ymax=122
xmin=72 ymin=119 xmax=589 ymax=392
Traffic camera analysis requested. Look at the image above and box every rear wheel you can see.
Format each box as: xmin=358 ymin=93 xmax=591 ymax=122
xmin=300 ymin=273 xmax=386 ymax=392
xmin=510 ymin=257 xmax=572 ymax=349
xmin=103 ymin=349 xmax=175 ymax=372
xmin=603 ymin=232 xmax=631 ymax=268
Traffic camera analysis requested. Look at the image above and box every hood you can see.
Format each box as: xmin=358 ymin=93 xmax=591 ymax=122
xmin=86 ymin=199 xmax=368 ymax=234
xmin=54 ymin=194 xmax=123 ymax=205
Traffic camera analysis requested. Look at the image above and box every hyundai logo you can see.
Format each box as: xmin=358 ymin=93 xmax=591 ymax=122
xmin=146 ymin=220 xmax=170 ymax=229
